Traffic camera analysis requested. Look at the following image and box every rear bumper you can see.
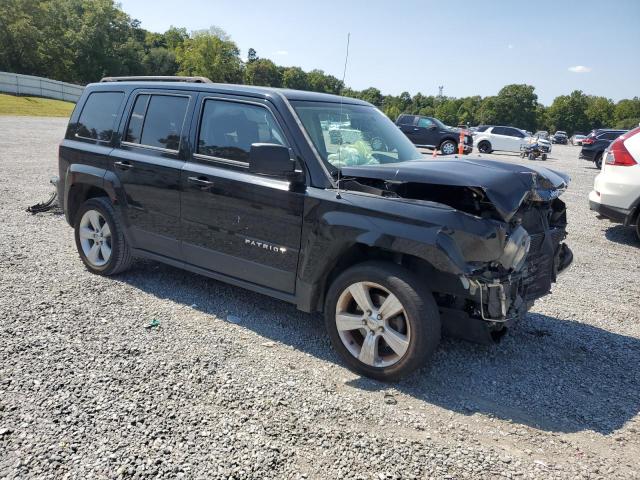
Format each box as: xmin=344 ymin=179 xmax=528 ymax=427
xmin=589 ymin=198 xmax=631 ymax=224
xmin=579 ymin=149 xmax=596 ymax=161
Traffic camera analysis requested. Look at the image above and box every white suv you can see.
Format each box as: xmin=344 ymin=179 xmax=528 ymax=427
xmin=589 ymin=126 xmax=640 ymax=241
xmin=474 ymin=126 xmax=551 ymax=154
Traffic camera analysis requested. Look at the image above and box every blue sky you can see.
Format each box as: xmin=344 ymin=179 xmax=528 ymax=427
xmin=118 ymin=0 xmax=639 ymax=105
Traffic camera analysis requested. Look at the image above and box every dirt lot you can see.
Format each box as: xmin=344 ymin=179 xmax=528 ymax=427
xmin=1 ymin=116 xmax=639 ymax=479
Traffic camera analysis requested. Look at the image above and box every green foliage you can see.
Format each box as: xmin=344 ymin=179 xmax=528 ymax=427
xmin=175 ymin=32 xmax=243 ymax=83
xmin=1 ymin=0 xmax=636 ymax=133
xmin=282 ymin=67 xmax=308 ymax=90
xmin=614 ymin=98 xmax=640 ymax=129
xmin=547 ymin=90 xmax=590 ymax=134
xmin=244 ymin=58 xmax=281 ymax=87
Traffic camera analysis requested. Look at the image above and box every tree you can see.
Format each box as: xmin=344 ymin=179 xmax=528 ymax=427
xmin=282 ymin=67 xmax=308 ymax=90
xmin=305 ymin=69 xmax=343 ymax=94
xmin=457 ymin=96 xmax=482 ymax=126
xmin=437 ymin=98 xmax=463 ymax=126
xmin=247 ymin=48 xmax=258 ymax=63
xmin=163 ymin=26 xmax=189 ymax=50
xmin=547 ymin=90 xmax=590 ymax=135
xmin=244 ymin=58 xmax=281 ymax=87
xmin=585 ymin=96 xmax=615 ymax=130
xmin=494 ymin=84 xmax=538 ymax=131
xmin=142 ymin=48 xmax=178 ymax=76
xmin=359 ymin=87 xmax=383 ymax=106
xmin=477 ymin=96 xmax=499 ymax=125
xmin=614 ymin=98 xmax=640 ymax=129
xmin=176 ymin=32 xmax=243 ymax=83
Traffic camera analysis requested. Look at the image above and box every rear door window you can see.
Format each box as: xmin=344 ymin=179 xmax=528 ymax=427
xmin=76 ymin=91 xmax=124 ymax=141
xmin=196 ymin=99 xmax=287 ymax=164
xmin=417 ymin=117 xmax=435 ymax=128
xmin=492 ymin=126 xmax=506 ymax=135
xmin=397 ymin=115 xmax=416 ymax=126
xmin=124 ymin=94 xmax=189 ymax=151
xmin=599 ymin=131 xmax=621 ymax=141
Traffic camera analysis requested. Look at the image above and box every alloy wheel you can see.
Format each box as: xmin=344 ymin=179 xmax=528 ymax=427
xmin=78 ymin=209 xmax=112 ymax=267
xmin=335 ymin=281 xmax=411 ymax=368
xmin=441 ymin=142 xmax=456 ymax=155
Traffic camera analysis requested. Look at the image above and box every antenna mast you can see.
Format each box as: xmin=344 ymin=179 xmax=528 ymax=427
xmin=336 ymin=32 xmax=350 ymax=199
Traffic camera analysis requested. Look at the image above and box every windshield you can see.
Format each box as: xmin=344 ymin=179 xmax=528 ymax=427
xmin=291 ymin=101 xmax=422 ymax=169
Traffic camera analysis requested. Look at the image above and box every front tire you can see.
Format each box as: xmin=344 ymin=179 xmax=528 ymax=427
xmin=74 ymin=197 xmax=133 ymax=275
xmin=440 ymin=139 xmax=457 ymax=156
xmin=324 ymin=261 xmax=441 ymax=381
xmin=478 ymin=141 xmax=492 ymax=153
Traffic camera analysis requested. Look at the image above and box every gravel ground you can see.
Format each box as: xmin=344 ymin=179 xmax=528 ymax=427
xmin=1 ymin=116 xmax=639 ymax=480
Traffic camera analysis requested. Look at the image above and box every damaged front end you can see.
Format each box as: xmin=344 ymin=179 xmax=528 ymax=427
xmin=339 ymin=158 xmax=574 ymax=344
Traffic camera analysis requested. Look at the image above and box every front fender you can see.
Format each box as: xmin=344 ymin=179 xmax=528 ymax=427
xmin=295 ymin=189 xmax=506 ymax=311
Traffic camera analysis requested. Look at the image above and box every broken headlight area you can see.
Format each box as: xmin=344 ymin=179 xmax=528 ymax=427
xmin=496 ymin=225 xmax=530 ymax=271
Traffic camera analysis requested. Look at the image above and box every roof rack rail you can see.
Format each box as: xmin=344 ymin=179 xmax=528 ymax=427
xmin=100 ymin=76 xmax=213 ymax=83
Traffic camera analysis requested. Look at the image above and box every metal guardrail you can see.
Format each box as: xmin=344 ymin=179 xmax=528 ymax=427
xmin=0 ymin=71 xmax=84 ymax=103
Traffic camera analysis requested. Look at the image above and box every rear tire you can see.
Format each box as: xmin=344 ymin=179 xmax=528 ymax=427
xmin=594 ymin=152 xmax=603 ymax=169
xmin=324 ymin=261 xmax=441 ymax=381
xmin=542 ymin=153 xmax=547 ymax=161
xmin=478 ymin=141 xmax=492 ymax=154
xmin=74 ymin=197 xmax=133 ymax=276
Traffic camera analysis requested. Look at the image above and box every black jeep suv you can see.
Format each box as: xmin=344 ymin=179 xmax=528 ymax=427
xmin=396 ymin=114 xmax=473 ymax=155
xmin=57 ymin=77 xmax=573 ymax=381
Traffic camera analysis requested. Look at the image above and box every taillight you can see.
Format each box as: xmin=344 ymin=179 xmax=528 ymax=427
xmin=605 ymin=128 xmax=639 ymax=166
xmin=582 ymin=137 xmax=595 ymax=145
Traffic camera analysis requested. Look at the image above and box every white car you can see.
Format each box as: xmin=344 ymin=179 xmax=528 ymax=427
xmin=589 ymin=126 xmax=640 ymax=241
xmin=474 ymin=126 xmax=551 ymax=154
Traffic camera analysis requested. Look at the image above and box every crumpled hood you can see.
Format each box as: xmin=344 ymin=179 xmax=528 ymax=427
xmin=340 ymin=158 xmax=570 ymax=221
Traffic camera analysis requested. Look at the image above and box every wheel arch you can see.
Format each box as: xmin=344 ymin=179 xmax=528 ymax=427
xmin=438 ymin=136 xmax=458 ymax=148
xmin=297 ymin=243 xmax=444 ymax=313
xmin=64 ymin=165 xmax=122 ymax=226
xmin=67 ymin=183 xmax=111 ymax=226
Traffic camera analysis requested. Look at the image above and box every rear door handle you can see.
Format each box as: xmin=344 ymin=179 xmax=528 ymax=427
xmin=114 ymin=160 xmax=133 ymax=170
xmin=188 ymin=176 xmax=214 ymax=188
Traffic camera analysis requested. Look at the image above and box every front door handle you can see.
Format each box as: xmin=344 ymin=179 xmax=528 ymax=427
xmin=114 ymin=160 xmax=133 ymax=170
xmin=188 ymin=176 xmax=214 ymax=189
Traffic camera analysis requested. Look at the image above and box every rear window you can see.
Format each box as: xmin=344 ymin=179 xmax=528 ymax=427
xmin=76 ymin=91 xmax=124 ymax=141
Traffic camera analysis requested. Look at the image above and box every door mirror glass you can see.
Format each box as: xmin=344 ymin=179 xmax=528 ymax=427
xmin=249 ymin=143 xmax=296 ymax=177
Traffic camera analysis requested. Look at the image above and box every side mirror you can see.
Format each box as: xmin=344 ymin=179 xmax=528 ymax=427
xmin=428 ymin=125 xmax=437 ymax=131
xmin=249 ymin=143 xmax=296 ymax=178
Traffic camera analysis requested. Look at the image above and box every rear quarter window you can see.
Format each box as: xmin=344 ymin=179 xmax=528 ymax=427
xmin=75 ymin=91 xmax=124 ymax=141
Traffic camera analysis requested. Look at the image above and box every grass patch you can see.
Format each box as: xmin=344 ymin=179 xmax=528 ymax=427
xmin=0 ymin=93 xmax=75 ymax=117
